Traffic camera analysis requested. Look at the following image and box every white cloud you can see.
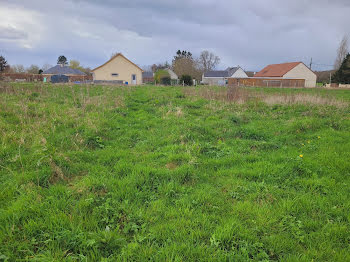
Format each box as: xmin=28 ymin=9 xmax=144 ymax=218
xmin=0 ymin=6 xmax=45 ymax=49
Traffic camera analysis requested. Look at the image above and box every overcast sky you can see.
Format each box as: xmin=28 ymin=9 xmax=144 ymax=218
xmin=0 ymin=0 xmax=349 ymax=71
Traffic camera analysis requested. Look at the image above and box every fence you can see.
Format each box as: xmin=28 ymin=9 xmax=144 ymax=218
xmin=67 ymin=75 xmax=93 ymax=82
xmin=325 ymin=83 xmax=350 ymax=88
xmin=0 ymin=73 xmax=92 ymax=82
xmin=228 ymin=78 xmax=305 ymax=88
xmin=0 ymin=73 xmax=44 ymax=82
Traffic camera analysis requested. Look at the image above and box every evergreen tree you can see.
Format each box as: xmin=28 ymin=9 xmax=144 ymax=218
xmin=173 ymin=50 xmax=193 ymax=63
xmin=333 ymin=53 xmax=350 ymax=84
xmin=57 ymin=55 xmax=68 ymax=65
xmin=0 ymin=55 xmax=9 ymax=72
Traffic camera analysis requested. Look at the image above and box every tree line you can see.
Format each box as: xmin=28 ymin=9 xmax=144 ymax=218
xmin=0 ymin=55 xmax=91 ymax=75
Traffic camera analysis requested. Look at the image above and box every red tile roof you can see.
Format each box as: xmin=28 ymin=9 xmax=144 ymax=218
xmin=254 ymin=62 xmax=302 ymax=77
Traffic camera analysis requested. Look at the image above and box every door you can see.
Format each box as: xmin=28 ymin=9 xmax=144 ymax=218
xmin=132 ymin=74 xmax=137 ymax=85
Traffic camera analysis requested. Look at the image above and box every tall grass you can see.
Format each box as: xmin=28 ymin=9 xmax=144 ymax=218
xmin=183 ymin=86 xmax=348 ymax=107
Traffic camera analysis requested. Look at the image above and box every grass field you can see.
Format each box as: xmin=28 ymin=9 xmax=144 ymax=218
xmin=0 ymin=83 xmax=350 ymax=261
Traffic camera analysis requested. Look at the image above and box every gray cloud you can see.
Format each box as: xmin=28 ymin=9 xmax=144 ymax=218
xmin=0 ymin=25 xmax=27 ymax=40
xmin=1 ymin=0 xmax=349 ymax=71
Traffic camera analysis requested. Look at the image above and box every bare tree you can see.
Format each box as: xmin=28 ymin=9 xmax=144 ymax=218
xmin=42 ymin=63 xmax=53 ymax=71
xmin=11 ymin=64 xmax=26 ymax=73
xmin=173 ymin=57 xmax=202 ymax=80
xmin=198 ymin=50 xmax=220 ymax=72
xmin=334 ymin=35 xmax=349 ymax=70
xmin=69 ymin=59 xmax=81 ymax=69
xmin=68 ymin=60 xmax=90 ymax=74
xmin=26 ymin=65 xmax=40 ymax=74
xmin=150 ymin=62 xmax=170 ymax=72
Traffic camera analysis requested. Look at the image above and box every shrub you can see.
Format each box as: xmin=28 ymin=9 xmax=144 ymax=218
xmin=160 ymin=76 xmax=171 ymax=85
xmin=154 ymin=69 xmax=170 ymax=84
xmin=180 ymin=75 xmax=193 ymax=86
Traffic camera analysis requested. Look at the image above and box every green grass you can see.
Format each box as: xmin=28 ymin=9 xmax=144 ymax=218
xmin=0 ymin=83 xmax=350 ymax=261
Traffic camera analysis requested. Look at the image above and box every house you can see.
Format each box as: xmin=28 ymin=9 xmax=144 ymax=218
xmin=92 ymin=53 xmax=143 ymax=85
xmin=165 ymin=68 xmax=178 ymax=80
xmin=42 ymin=65 xmax=86 ymax=82
xmin=142 ymin=71 xmax=154 ymax=83
xmin=164 ymin=68 xmax=179 ymax=85
xmin=253 ymin=62 xmax=316 ymax=87
xmin=202 ymin=67 xmax=248 ymax=86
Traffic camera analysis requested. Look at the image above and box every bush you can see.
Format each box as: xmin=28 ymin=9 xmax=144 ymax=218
xmin=154 ymin=70 xmax=170 ymax=84
xmin=160 ymin=76 xmax=171 ymax=85
xmin=180 ymin=75 xmax=193 ymax=86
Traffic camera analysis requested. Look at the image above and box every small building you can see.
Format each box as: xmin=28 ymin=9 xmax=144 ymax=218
xmin=165 ymin=68 xmax=178 ymax=80
xmin=202 ymin=67 xmax=248 ymax=86
xmin=142 ymin=72 xmax=154 ymax=83
xmin=42 ymin=65 xmax=86 ymax=82
xmin=253 ymin=62 xmax=316 ymax=87
xmin=92 ymin=53 xmax=143 ymax=85
xmin=163 ymin=68 xmax=179 ymax=85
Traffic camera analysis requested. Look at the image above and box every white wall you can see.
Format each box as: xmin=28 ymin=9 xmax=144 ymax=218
xmin=283 ymin=63 xmax=316 ymax=87
xmin=202 ymin=77 xmax=226 ymax=86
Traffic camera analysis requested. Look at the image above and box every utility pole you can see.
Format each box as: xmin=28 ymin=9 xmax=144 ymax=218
xmin=309 ymin=58 xmax=313 ymax=70
xmin=329 ymin=72 xmax=332 ymax=85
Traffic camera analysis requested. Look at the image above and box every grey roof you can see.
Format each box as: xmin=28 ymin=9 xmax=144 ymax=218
xmin=204 ymin=70 xmax=229 ymax=77
xmin=42 ymin=65 xmax=86 ymax=75
xmin=203 ymin=67 xmax=240 ymax=78
xmin=142 ymin=71 xmax=154 ymax=78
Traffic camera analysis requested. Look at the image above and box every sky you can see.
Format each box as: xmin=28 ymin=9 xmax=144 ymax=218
xmin=0 ymin=0 xmax=349 ymax=72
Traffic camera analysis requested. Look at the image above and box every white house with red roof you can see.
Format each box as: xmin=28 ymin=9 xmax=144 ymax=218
xmin=254 ymin=62 xmax=316 ymax=87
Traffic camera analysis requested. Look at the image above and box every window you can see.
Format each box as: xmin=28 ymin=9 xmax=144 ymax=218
xmin=111 ymin=73 xmax=119 ymax=77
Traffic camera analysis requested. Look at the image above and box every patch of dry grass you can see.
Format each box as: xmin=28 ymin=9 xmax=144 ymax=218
xmin=261 ymin=93 xmax=347 ymax=107
xmin=183 ymin=87 xmax=348 ymax=108
xmin=161 ymin=103 xmax=184 ymax=118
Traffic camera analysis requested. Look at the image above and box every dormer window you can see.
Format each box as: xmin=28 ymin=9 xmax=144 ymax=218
xmin=111 ymin=73 xmax=119 ymax=77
